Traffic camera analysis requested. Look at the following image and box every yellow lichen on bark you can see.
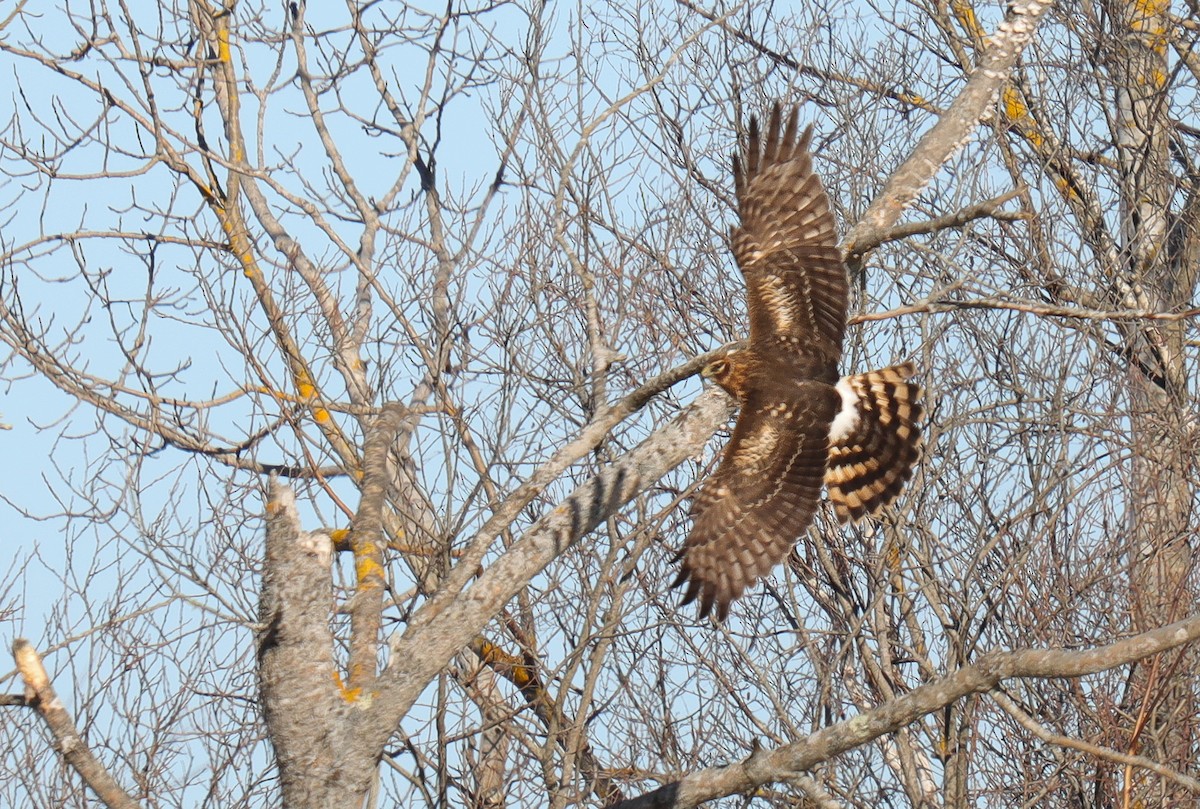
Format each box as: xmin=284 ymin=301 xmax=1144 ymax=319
xmin=950 ymin=0 xmax=983 ymax=41
xmin=216 ymin=25 xmax=231 ymax=64
xmin=355 ymin=554 xmax=384 ymax=585
xmin=885 ymin=539 xmax=903 ymax=574
xmin=1131 ymin=0 xmax=1169 ymax=20
xmin=1001 ymin=87 xmax=1045 ymax=147
xmin=1001 ymin=87 xmax=1027 ymax=122
xmin=1126 ymin=0 xmax=1170 ymax=61
xmin=475 ymin=639 xmax=537 ymax=690
xmin=332 ymin=669 xmax=363 ymax=703
xmin=1053 ymin=175 xmax=1078 ymax=201
xmin=328 ymin=527 xmax=351 ymax=551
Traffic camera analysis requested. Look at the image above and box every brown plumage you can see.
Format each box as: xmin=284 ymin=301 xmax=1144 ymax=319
xmin=826 ymin=363 xmax=923 ymax=523
xmin=674 ymin=104 xmax=923 ymax=621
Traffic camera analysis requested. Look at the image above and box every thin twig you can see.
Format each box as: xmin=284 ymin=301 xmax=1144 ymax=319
xmin=990 ymin=688 xmax=1200 ymax=795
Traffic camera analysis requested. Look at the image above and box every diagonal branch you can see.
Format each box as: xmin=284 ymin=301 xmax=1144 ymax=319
xmin=471 ymin=635 xmax=625 ymax=805
xmin=613 ymin=614 xmax=1200 ymax=808
xmin=843 ymin=0 xmax=1057 ymax=268
xmin=361 ymin=388 xmax=735 ymax=754
xmin=10 ymin=639 xmax=142 ymax=809
xmin=990 ymin=687 xmax=1200 ymax=793
xmin=410 ymin=345 xmax=735 ymax=623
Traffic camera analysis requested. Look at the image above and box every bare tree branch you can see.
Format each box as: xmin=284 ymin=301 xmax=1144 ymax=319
xmin=990 ymin=687 xmax=1200 ymax=794
xmin=365 ymin=389 xmax=734 ymax=752
xmin=11 ymin=639 xmax=142 ymax=809
xmin=844 ymin=0 xmax=1057 ymax=267
xmin=616 ymin=615 xmax=1200 ymax=808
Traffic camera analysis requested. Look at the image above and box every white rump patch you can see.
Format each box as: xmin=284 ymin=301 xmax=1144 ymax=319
xmin=828 ymin=377 xmax=860 ymax=442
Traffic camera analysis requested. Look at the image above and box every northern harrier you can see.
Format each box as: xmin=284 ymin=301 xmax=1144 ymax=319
xmin=674 ymin=104 xmax=923 ymax=620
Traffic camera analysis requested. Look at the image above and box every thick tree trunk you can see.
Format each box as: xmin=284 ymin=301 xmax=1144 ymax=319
xmin=1107 ymin=0 xmax=1199 ymax=801
xmin=259 ymin=483 xmax=377 ymax=808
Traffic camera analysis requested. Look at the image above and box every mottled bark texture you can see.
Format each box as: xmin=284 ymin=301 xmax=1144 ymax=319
xmin=259 ymin=483 xmax=376 ymax=807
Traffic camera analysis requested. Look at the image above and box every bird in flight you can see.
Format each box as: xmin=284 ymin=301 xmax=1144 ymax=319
xmin=674 ymin=103 xmax=923 ymax=621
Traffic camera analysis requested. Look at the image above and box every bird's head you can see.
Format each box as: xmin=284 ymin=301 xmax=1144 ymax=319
xmin=701 ymin=351 xmax=751 ymax=400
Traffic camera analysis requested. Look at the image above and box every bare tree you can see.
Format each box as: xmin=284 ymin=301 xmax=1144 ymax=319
xmin=2 ymin=0 xmax=1198 ymax=807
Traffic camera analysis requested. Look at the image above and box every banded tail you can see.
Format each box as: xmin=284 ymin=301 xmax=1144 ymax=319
xmin=826 ymin=363 xmax=923 ymax=523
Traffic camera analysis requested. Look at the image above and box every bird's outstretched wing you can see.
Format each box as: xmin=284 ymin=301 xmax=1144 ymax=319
xmin=675 ymin=104 xmax=854 ymax=620
xmin=732 ymin=103 xmax=849 ymax=368
xmin=675 ymin=383 xmax=838 ymax=620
